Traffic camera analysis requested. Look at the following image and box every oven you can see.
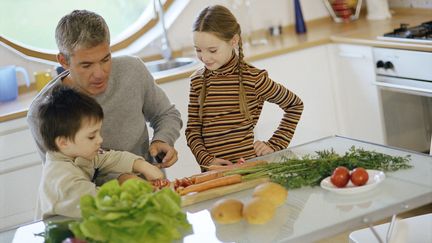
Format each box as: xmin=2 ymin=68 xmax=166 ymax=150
xmin=372 ymin=47 xmax=432 ymax=154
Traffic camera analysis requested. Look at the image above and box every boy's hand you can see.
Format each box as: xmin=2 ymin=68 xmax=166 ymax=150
xmin=117 ymin=173 xmax=142 ymax=185
xmin=149 ymin=140 xmax=178 ymax=168
xmin=133 ymin=159 xmax=165 ymax=181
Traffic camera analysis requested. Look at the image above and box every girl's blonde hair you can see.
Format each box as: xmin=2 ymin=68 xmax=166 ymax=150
xmin=193 ymin=5 xmax=251 ymax=121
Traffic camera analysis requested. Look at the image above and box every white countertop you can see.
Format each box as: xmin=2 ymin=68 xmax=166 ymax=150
xmin=180 ymin=136 xmax=432 ymax=243
xmin=3 ymin=136 xmax=431 ymax=243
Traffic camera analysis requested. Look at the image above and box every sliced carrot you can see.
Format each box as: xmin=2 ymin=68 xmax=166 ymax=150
xmin=192 ymin=171 xmax=224 ymax=184
xmin=179 ymin=174 xmax=242 ymax=196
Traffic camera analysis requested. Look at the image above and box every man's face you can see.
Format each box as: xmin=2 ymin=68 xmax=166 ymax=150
xmin=60 ymin=42 xmax=112 ymax=96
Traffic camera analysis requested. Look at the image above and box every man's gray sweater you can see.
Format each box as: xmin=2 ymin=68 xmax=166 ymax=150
xmin=27 ymin=55 xmax=182 ymax=163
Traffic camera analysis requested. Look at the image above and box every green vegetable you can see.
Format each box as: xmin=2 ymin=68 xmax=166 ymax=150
xmin=69 ymin=179 xmax=191 ymax=243
xmin=225 ymin=146 xmax=412 ymax=189
xmin=34 ymin=220 xmax=75 ymax=243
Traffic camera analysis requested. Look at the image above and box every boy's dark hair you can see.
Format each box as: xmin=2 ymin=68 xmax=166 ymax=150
xmin=39 ymin=86 xmax=104 ymax=151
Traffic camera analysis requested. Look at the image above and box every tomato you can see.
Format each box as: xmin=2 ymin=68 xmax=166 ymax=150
xmin=350 ymin=167 xmax=369 ymax=186
xmin=330 ymin=166 xmax=350 ymax=188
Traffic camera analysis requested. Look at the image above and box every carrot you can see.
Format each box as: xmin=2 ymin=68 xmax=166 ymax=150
xmin=202 ymin=160 xmax=268 ymax=172
xmin=179 ymin=174 xmax=242 ymax=196
xmin=192 ymin=171 xmax=224 ymax=184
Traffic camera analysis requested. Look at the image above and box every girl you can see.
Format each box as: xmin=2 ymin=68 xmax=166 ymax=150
xmin=185 ymin=5 xmax=304 ymax=169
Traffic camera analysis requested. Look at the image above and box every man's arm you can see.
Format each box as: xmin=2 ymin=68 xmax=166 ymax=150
xmin=136 ymin=57 xmax=183 ymax=166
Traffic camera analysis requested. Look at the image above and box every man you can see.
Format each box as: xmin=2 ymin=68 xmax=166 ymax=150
xmin=27 ymin=10 xmax=182 ymax=168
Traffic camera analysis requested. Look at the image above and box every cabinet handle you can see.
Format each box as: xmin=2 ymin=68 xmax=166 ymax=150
xmin=338 ymin=52 xmax=366 ymax=59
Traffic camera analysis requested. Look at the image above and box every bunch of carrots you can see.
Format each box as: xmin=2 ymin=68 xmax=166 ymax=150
xmin=151 ymin=160 xmax=268 ymax=196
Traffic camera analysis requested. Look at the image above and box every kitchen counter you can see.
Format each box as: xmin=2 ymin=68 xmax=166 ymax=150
xmin=2 ymin=136 xmax=431 ymax=242
xmin=1 ymin=8 xmax=431 ymax=123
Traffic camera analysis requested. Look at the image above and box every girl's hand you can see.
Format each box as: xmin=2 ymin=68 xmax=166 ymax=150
xmin=254 ymin=140 xmax=274 ymax=157
xmin=211 ymin=157 xmax=233 ymax=166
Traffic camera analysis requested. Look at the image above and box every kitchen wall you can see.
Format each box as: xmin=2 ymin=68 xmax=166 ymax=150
xmin=0 ymin=43 xmax=57 ymax=87
xmin=133 ymin=0 xmax=330 ymax=58
xmin=389 ymin=0 xmax=432 ymax=8
xmin=1 ymin=0 xmax=430 ymax=87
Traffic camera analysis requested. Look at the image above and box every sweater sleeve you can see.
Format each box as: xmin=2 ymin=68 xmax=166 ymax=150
xmin=95 ymin=150 xmax=138 ymax=175
xmin=38 ymin=152 xmax=139 ymax=219
xmin=38 ymin=163 xmax=98 ymax=219
xmin=185 ymin=81 xmax=214 ymax=166
xmin=255 ymin=70 xmax=304 ymax=151
xmin=135 ymin=57 xmax=183 ymax=146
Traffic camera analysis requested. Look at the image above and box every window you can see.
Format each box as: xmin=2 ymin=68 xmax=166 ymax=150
xmin=0 ymin=0 xmax=172 ymax=61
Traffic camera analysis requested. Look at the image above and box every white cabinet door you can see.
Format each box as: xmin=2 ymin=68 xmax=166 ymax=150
xmin=251 ymin=45 xmax=339 ymax=147
xmin=0 ymin=117 xmax=42 ymax=230
xmin=328 ymin=44 xmax=385 ymax=144
xmin=158 ymin=78 xmax=201 ymax=180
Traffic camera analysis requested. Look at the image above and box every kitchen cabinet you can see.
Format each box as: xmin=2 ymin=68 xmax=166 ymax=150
xmin=251 ymin=45 xmax=339 ymax=146
xmin=0 ymin=117 xmax=42 ymax=230
xmin=158 ymin=78 xmax=202 ymax=180
xmin=328 ymin=44 xmax=385 ymax=144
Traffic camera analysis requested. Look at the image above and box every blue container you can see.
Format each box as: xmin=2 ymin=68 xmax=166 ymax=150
xmin=0 ymin=65 xmax=30 ymax=102
xmin=294 ymin=0 xmax=307 ymax=34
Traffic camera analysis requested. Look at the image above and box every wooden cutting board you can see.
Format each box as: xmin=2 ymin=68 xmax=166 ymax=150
xmin=181 ymin=177 xmax=269 ymax=207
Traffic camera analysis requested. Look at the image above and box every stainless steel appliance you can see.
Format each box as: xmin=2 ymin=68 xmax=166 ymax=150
xmin=373 ymin=47 xmax=432 ymax=154
xmin=376 ymin=21 xmax=432 ymax=44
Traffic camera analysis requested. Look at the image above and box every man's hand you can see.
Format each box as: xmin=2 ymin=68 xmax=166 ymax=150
xmin=254 ymin=140 xmax=274 ymax=157
xmin=149 ymin=140 xmax=178 ymax=168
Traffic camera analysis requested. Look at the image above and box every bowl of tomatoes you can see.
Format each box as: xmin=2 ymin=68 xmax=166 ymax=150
xmin=320 ymin=167 xmax=385 ymax=195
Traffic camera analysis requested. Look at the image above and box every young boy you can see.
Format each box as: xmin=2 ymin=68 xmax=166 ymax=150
xmin=36 ymin=86 xmax=164 ymax=219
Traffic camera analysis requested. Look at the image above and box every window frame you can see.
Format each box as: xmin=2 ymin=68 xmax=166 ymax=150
xmin=0 ymin=0 xmax=174 ymax=62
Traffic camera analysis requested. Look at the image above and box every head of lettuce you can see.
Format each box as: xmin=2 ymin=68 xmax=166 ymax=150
xmin=69 ymin=179 xmax=192 ymax=243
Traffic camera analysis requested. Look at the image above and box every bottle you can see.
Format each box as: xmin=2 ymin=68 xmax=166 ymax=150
xmin=294 ymin=0 xmax=307 ymax=34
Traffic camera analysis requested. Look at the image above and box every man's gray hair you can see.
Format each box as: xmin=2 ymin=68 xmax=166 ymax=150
xmin=55 ymin=10 xmax=110 ymax=61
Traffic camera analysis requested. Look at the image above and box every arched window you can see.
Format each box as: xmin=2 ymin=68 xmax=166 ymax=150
xmin=0 ymin=0 xmax=174 ymax=62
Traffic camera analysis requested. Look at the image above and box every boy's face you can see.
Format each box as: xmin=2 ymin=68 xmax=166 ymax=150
xmin=193 ymin=31 xmax=238 ymax=71
xmin=59 ymin=118 xmax=103 ymax=160
xmin=58 ymin=42 xmax=112 ymax=96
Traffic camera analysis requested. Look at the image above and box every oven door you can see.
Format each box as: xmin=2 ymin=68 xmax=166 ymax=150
xmin=375 ymin=76 xmax=432 ymax=154
xmin=373 ymin=75 xmax=432 ymax=97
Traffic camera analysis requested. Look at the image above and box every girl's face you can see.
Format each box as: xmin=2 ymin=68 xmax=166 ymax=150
xmin=193 ymin=31 xmax=238 ymax=71
xmin=59 ymin=118 xmax=103 ymax=160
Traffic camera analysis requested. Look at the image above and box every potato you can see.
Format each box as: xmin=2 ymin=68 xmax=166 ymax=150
xmin=243 ymin=197 xmax=276 ymax=224
xmin=252 ymin=182 xmax=288 ymax=207
xmin=210 ymin=199 xmax=243 ymax=224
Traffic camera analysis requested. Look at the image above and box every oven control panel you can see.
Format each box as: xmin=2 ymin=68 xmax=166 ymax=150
xmin=372 ymin=48 xmax=432 ymax=82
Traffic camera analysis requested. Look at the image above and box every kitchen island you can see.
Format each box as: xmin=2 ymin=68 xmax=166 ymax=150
xmin=3 ymin=136 xmax=431 ymax=243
